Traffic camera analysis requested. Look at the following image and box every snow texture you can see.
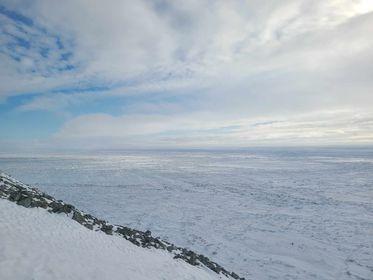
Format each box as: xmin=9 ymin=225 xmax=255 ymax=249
xmin=0 ymin=199 xmax=227 ymax=280
xmin=0 ymin=172 xmax=240 ymax=279
xmin=1 ymin=147 xmax=373 ymax=279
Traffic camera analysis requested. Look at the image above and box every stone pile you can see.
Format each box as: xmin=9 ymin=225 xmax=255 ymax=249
xmin=0 ymin=172 xmax=244 ymax=280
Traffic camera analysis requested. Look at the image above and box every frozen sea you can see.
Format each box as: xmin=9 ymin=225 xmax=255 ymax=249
xmin=1 ymin=147 xmax=372 ymax=280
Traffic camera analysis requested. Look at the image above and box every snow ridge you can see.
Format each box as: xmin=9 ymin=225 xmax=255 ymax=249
xmin=0 ymin=172 xmax=243 ymax=280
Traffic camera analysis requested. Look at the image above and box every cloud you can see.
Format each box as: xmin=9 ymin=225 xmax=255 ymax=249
xmin=2 ymin=0 xmax=371 ymax=96
xmin=0 ymin=0 xmax=373 ymax=149
xmin=50 ymin=109 xmax=373 ymax=149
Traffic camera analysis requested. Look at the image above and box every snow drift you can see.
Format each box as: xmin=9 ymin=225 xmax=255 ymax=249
xmin=0 ymin=172 xmax=242 ymax=280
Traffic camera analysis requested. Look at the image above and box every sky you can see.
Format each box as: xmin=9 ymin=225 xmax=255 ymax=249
xmin=0 ymin=0 xmax=373 ymax=151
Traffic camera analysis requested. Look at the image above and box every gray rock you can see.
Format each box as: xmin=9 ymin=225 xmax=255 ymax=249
xmin=101 ymin=224 xmax=113 ymax=235
xmin=17 ymin=197 xmax=32 ymax=207
xmin=0 ymin=172 xmax=244 ymax=280
xmin=72 ymin=211 xmax=86 ymax=224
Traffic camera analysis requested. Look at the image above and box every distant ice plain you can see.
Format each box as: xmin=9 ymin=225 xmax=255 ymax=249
xmin=1 ymin=147 xmax=372 ymax=279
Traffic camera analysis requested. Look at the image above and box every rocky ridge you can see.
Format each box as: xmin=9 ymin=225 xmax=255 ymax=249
xmin=0 ymin=172 xmax=244 ymax=280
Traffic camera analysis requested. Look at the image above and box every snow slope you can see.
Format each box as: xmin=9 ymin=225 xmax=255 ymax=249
xmin=0 ymin=199 xmax=228 ymax=280
xmin=1 ymin=148 xmax=372 ymax=279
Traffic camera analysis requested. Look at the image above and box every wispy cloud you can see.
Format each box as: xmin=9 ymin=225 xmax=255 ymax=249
xmin=0 ymin=0 xmax=373 ymax=149
xmin=50 ymin=109 xmax=373 ymax=149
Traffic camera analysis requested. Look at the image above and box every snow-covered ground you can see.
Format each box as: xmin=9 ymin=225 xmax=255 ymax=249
xmin=0 ymin=198 xmax=228 ymax=280
xmin=1 ymin=147 xmax=373 ymax=279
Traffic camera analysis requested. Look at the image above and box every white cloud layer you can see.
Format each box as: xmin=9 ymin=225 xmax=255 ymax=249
xmin=1 ymin=0 xmax=373 ymax=149
xmin=52 ymin=109 xmax=373 ymax=148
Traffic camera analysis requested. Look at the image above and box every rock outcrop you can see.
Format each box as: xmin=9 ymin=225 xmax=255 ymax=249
xmin=0 ymin=172 xmax=244 ymax=280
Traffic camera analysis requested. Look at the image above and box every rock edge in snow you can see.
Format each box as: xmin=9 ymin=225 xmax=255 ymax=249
xmin=0 ymin=172 xmax=244 ymax=280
